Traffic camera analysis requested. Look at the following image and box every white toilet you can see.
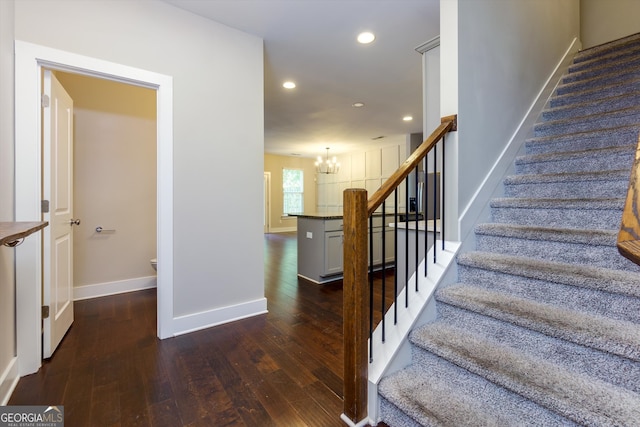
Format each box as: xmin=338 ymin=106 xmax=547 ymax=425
xmin=150 ymin=258 xmax=157 ymax=271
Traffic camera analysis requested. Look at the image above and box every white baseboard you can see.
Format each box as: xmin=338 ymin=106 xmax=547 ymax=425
xmin=74 ymin=276 xmax=157 ymax=301
xmin=172 ymin=298 xmax=268 ymax=336
xmin=0 ymin=357 xmax=19 ymax=405
xmin=266 ymin=226 xmax=297 ymax=233
xmin=458 ymin=37 xmax=582 ymax=243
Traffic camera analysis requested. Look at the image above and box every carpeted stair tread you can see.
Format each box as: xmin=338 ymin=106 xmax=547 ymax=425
xmin=533 ymin=106 xmax=640 ymax=137
xmin=475 ymin=223 xmax=616 ymax=245
xmin=474 ymin=223 xmax=640 ymax=272
xmin=563 ymin=51 xmax=640 ymax=84
xmin=433 ymin=286 xmax=640 ymax=361
xmin=550 ymin=76 xmax=640 ymax=109
xmin=433 ymin=305 xmax=640 ymax=394
xmin=503 ymin=176 xmax=628 ymax=199
xmin=570 ymin=42 xmax=640 ymax=74
xmin=490 ymin=196 xmax=624 ymax=210
xmin=515 ymin=144 xmax=635 ymax=174
xmin=524 ymin=124 xmax=640 ymax=155
xmin=573 ymin=32 xmax=640 ymax=64
xmin=490 ymin=197 xmax=624 ymax=229
xmin=456 ymin=251 xmax=640 ymax=299
xmin=378 ymin=354 xmax=574 ymax=427
xmin=504 ymin=169 xmax=629 ymax=185
xmin=555 ymin=67 xmax=640 ymax=97
xmin=409 ymin=322 xmax=640 ymax=426
xmin=541 ymin=91 xmax=640 ymax=122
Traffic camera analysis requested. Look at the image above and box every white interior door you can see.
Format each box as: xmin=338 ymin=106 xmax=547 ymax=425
xmin=42 ymin=70 xmax=75 ymax=358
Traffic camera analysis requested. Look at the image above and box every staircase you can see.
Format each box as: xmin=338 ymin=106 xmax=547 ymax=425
xmin=377 ymin=34 xmax=640 ymax=426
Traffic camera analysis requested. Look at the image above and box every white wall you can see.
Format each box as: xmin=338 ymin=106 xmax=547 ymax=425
xmin=315 ymin=136 xmax=408 ymax=213
xmin=0 ymin=0 xmax=17 ymax=405
xmin=581 ymin=0 xmax=640 ymax=49
xmin=445 ymin=0 xmax=580 ymax=240
xmin=14 ymin=1 xmax=264 ymax=325
xmin=54 ymin=72 xmax=157 ymax=294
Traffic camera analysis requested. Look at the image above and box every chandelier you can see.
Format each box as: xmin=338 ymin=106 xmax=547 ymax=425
xmin=315 ymin=147 xmax=340 ymax=174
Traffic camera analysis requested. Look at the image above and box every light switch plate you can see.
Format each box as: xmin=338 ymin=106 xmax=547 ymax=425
xmin=306 ymin=232 xmax=313 ymax=239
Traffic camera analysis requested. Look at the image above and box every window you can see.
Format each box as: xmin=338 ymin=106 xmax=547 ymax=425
xmin=283 ymin=168 xmax=304 ymax=214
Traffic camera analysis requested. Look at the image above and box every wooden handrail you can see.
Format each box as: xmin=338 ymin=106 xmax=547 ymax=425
xmin=617 ymin=134 xmax=640 ymax=265
xmin=367 ymin=114 xmax=457 ymax=216
xmin=343 ymin=115 xmax=457 ymax=425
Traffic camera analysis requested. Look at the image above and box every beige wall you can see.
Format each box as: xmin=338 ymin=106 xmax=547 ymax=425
xmin=264 ymin=154 xmax=316 ymax=232
xmin=0 ymin=0 xmax=15 ymax=403
xmin=315 ymin=136 xmax=409 ymax=213
xmin=54 ymin=72 xmax=157 ymax=289
xmin=581 ymin=0 xmax=640 ymax=48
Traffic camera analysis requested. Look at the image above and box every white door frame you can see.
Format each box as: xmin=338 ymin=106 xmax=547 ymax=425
xmin=14 ymin=40 xmax=174 ymax=376
xmin=264 ymin=172 xmax=271 ymax=233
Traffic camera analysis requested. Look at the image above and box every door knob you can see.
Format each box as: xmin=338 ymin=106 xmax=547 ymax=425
xmin=69 ymin=219 xmax=81 ymax=226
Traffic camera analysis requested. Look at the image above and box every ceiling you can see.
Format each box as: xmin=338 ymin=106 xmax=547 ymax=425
xmin=162 ymin=0 xmax=440 ymax=158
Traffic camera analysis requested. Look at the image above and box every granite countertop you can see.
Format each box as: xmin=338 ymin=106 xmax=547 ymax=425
xmin=287 ymin=212 xmax=344 ymax=219
xmin=288 ymin=211 xmax=422 ymax=220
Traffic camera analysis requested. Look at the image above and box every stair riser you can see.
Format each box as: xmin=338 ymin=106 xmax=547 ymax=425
xmin=564 ymin=55 xmax=640 ymax=84
xmin=503 ymin=179 xmax=628 ymax=199
xmin=515 ymin=151 xmax=634 ymax=175
xmin=534 ymin=111 xmax=640 ymax=138
xmin=430 ymin=304 xmax=640 ymax=394
xmin=474 ymin=234 xmax=640 ymax=272
xmin=556 ymin=70 xmax=640 ymax=96
xmin=549 ymin=79 xmax=640 ymax=109
xmin=490 ymin=206 xmax=622 ymax=229
xmin=541 ymin=94 xmax=640 ymax=122
xmin=525 ymin=128 xmax=640 ymax=155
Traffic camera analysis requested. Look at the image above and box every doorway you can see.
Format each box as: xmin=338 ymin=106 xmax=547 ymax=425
xmin=54 ymin=70 xmax=158 ymax=300
xmin=14 ymin=41 xmax=174 ymax=376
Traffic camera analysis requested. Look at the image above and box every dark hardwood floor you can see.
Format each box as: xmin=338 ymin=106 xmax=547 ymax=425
xmin=10 ymin=232 xmax=392 ymax=427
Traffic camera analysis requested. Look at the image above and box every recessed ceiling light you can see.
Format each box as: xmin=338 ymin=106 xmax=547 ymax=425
xmin=357 ymin=32 xmax=375 ymax=44
xmin=403 ymin=116 xmax=413 ymax=121
xmin=352 ymin=102 xmax=365 ymax=108
xmin=283 ymin=81 xmax=296 ymax=89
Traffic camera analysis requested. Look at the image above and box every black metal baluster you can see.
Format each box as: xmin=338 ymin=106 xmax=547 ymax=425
xmin=442 ymin=136 xmax=446 ymax=249
xmin=369 ymin=215 xmax=374 ymax=362
xmin=394 ymin=189 xmax=398 ymax=324
xmin=381 ymin=202 xmax=386 ymax=342
xmin=414 ymin=165 xmax=419 ymax=292
xmin=433 ymin=143 xmax=437 ymax=263
xmin=404 ymin=178 xmax=409 ymax=308
xmin=423 ymin=156 xmax=428 ymax=277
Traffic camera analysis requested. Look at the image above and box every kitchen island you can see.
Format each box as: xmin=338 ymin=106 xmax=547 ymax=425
xmin=291 ymin=212 xmax=394 ymax=284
